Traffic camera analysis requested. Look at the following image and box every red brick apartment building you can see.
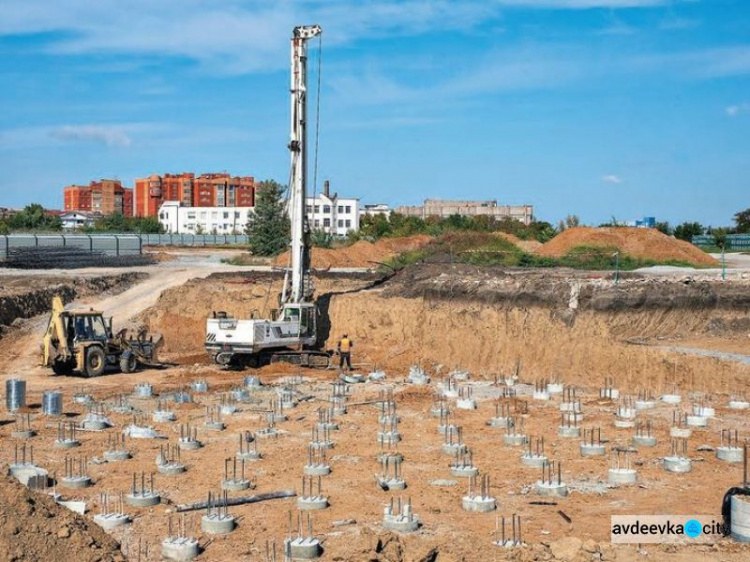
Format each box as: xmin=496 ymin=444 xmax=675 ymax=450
xmin=134 ymin=172 xmax=255 ymax=217
xmin=63 ymin=180 xmax=133 ymax=217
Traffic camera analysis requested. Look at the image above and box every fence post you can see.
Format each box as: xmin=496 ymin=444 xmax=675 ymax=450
xmin=87 ymin=234 xmax=93 ymax=253
xmin=116 ymin=235 xmax=120 ymax=257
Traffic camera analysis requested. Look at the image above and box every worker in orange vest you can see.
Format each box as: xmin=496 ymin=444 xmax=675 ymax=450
xmin=337 ymin=333 xmax=353 ymax=372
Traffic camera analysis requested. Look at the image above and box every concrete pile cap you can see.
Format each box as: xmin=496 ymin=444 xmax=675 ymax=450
xmin=162 ymin=537 xmax=200 ymax=561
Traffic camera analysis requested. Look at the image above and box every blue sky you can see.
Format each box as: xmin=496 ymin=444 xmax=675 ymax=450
xmin=0 ymin=0 xmax=748 ymax=226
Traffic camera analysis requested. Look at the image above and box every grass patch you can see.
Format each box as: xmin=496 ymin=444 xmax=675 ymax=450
xmin=221 ymin=254 xmax=274 ymax=266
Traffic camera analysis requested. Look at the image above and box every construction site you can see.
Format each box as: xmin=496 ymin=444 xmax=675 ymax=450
xmin=2 ymin=22 xmax=750 ymax=562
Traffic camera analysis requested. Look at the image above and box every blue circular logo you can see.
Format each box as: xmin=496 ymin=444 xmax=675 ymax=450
xmin=685 ymin=519 xmax=702 ymax=538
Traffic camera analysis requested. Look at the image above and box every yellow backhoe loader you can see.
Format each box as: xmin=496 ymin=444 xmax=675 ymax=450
xmin=41 ymin=296 xmax=163 ymax=377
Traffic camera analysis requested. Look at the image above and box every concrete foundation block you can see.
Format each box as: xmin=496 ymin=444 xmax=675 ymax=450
xmin=462 ymin=495 xmax=496 ymax=512
xmin=201 ymin=514 xmax=236 ymax=535
xmin=126 ymin=493 xmax=161 ymax=507
xmin=285 ymin=537 xmax=321 ymax=559
xmin=94 ymin=513 xmax=130 ymax=530
xmin=608 ymin=468 xmax=637 ymax=485
xmin=60 ymin=475 xmax=92 ymax=489
xmin=161 ymin=537 xmax=200 ymax=561
xmin=298 ymin=496 xmax=329 ymax=510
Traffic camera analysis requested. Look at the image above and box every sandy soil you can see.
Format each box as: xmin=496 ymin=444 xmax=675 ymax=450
xmin=1 ymin=261 xmax=750 ymax=561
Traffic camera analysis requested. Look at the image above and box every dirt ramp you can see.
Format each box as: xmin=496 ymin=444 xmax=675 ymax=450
xmin=0 ymin=476 xmax=124 ymax=562
xmin=536 ymin=227 xmax=717 ymax=266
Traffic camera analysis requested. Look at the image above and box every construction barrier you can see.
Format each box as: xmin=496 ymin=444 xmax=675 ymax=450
xmin=0 ymin=234 xmax=142 ymax=260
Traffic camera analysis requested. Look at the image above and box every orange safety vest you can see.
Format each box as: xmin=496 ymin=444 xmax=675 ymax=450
xmin=339 ymin=338 xmax=352 ymax=353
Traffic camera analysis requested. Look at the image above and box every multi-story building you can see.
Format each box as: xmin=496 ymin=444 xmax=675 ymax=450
xmin=305 ymin=182 xmax=359 ymax=237
xmin=63 ymin=180 xmax=133 ymax=217
xmin=158 ymin=201 xmax=253 ymax=235
xmin=396 ymin=199 xmax=534 ymax=225
xmin=135 ymin=172 xmax=254 ymax=217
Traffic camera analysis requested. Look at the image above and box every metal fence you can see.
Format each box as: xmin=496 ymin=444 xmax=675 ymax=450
xmin=138 ymin=234 xmax=249 ymax=246
xmin=0 ymin=234 xmax=142 ymax=260
xmin=692 ymin=234 xmax=750 ymax=250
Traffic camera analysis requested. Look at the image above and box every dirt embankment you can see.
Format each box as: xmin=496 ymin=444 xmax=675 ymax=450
xmin=325 ymin=264 xmax=750 ymax=390
xmin=0 ymin=273 xmax=148 ymax=334
xmin=138 ymin=271 xmax=383 ymax=356
xmin=141 ymin=263 xmax=750 ymax=393
xmin=536 ymin=226 xmax=718 ymax=266
xmin=274 ymin=235 xmax=431 ymax=269
xmin=0 ymin=476 xmax=124 ymax=562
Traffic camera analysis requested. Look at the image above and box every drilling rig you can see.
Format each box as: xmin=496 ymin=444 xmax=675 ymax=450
xmin=205 ymin=25 xmax=329 ymax=368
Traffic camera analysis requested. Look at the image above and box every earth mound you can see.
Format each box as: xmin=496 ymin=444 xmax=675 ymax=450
xmin=275 ymin=235 xmax=431 ymax=269
xmin=535 ymin=227 xmax=717 ymax=267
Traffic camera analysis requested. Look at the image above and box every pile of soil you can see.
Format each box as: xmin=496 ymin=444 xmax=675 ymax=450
xmin=535 ymin=227 xmax=718 ymax=266
xmin=0 ymin=476 xmax=124 ymax=562
xmin=274 ymin=235 xmax=431 ymax=269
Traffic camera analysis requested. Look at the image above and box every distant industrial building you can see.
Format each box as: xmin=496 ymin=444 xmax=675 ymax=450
xmin=396 ymin=199 xmax=534 ymax=225
xmin=305 ymin=181 xmax=359 ymax=237
xmin=158 ymin=201 xmax=253 ymax=235
xmin=360 ymin=203 xmax=392 ymax=218
xmin=63 ymin=179 xmax=133 ymax=217
xmin=135 ymin=172 xmax=255 ymax=217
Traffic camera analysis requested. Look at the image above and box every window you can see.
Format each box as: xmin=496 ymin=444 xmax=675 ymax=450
xmin=306 ymin=205 xmax=312 ymax=213
xmin=345 ymin=220 xmax=351 ymax=228
xmin=314 ymin=205 xmax=320 ymax=213
xmin=345 ymin=206 xmax=351 ymax=214
xmin=235 ymin=212 xmax=240 ymax=218
xmin=323 ymin=205 xmax=330 ymax=214
xmin=187 ymin=212 xmax=196 ymax=219
xmin=200 ymin=212 xmax=207 ymax=219
xmin=323 ymin=218 xmax=330 ymax=227
xmin=223 ymin=212 xmax=229 ymax=219
xmin=314 ymin=220 xmax=320 ymax=227
xmin=338 ymin=220 xmax=343 ymax=227
xmin=337 ymin=205 xmax=344 ymax=213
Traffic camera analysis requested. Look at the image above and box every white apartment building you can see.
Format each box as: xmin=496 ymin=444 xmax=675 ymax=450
xmin=158 ymin=201 xmax=253 ymax=234
xmin=305 ymin=192 xmax=359 ymax=237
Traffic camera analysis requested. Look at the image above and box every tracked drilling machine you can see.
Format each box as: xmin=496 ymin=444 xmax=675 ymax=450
xmin=205 ymin=25 xmax=329 ymax=368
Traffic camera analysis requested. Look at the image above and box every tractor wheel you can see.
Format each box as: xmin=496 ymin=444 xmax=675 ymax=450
xmin=52 ymin=360 xmax=74 ymax=376
xmin=84 ymin=347 xmax=106 ymax=378
xmin=120 ymin=351 xmax=137 ymax=374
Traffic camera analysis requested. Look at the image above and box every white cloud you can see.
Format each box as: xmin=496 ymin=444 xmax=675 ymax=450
xmin=726 ymin=103 xmax=750 ymax=117
xmin=601 ymin=174 xmax=624 ymax=184
xmin=49 ymin=125 xmax=133 ymax=147
xmin=0 ymin=0 xmax=691 ymax=74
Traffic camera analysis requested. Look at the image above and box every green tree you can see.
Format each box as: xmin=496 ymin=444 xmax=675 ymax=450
xmin=94 ymin=213 xmax=128 ymax=232
xmin=130 ymin=216 xmax=164 ymax=234
xmin=734 ymin=208 xmax=750 ymax=234
xmin=8 ymin=203 xmax=63 ymax=231
xmin=0 ymin=220 xmax=9 ymax=235
xmin=673 ymin=221 xmax=705 ymax=241
xmin=245 ymin=180 xmax=290 ymax=256
xmin=654 ymin=221 xmax=672 ymax=235
xmin=310 ymin=228 xmax=333 ymax=248
xmin=557 ymin=214 xmax=580 ymax=231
